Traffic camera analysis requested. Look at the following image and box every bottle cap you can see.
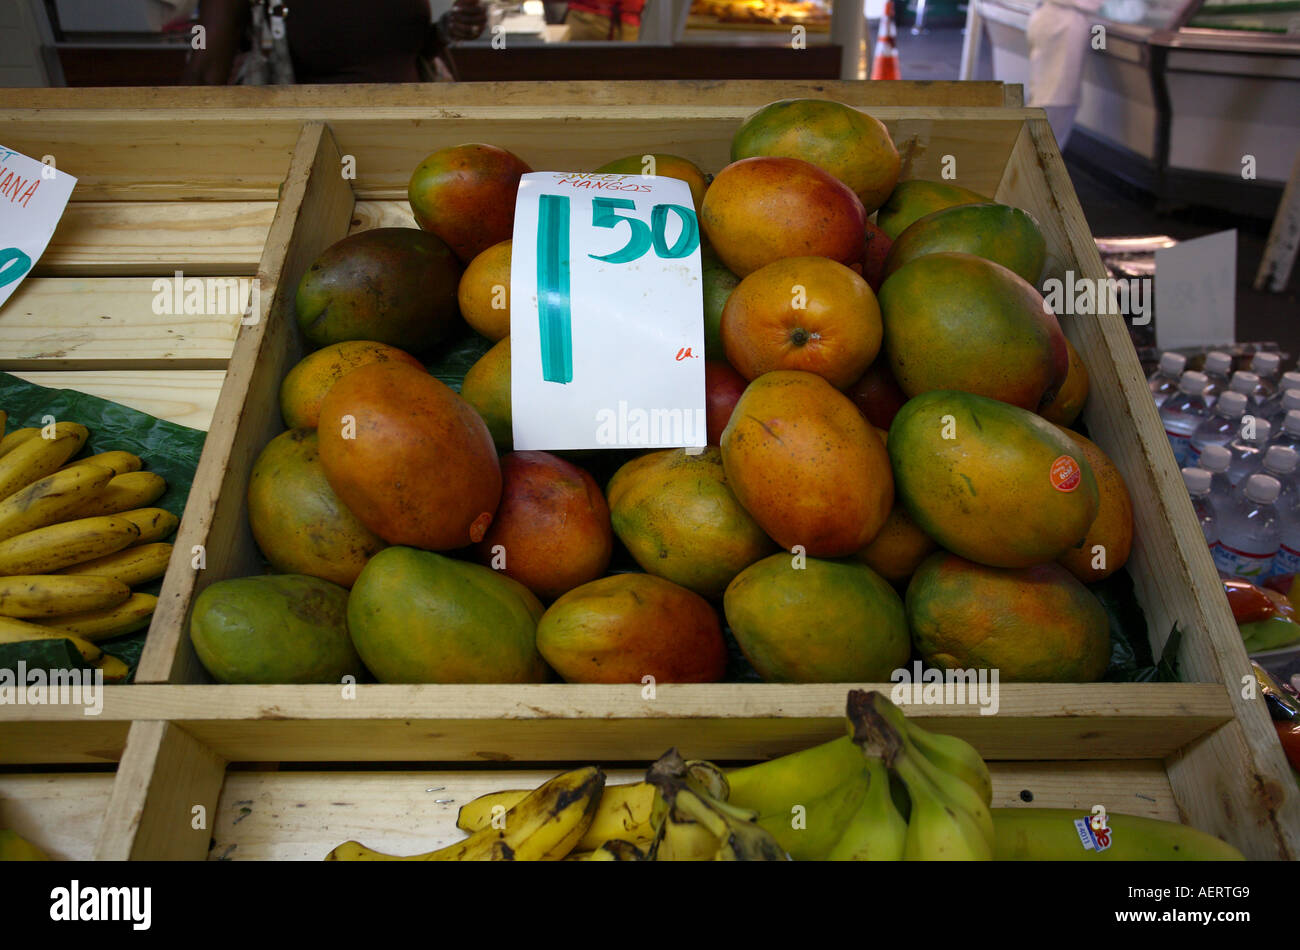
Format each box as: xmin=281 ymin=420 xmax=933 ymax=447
xmin=1251 ymin=351 xmax=1281 ymax=377
xmin=1159 ymin=351 xmax=1187 ymax=377
xmin=1286 ymin=409 xmax=1300 ymax=435
xmin=1283 ymin=389 xmax=1300 ymax=413
xmin=1280 ymin=371 xmax=1300 ymax=393
xmin=1216 ymin=391 xmax=1248 ymax=417
xmin=1244 ymin=473 xmax=1281 ymax=505
xmin=1182 ymin=467 xmax=1212 ymax=494
xmin=1178 ymin=370 xmax=1209 ymax=395
xmin=1199 ymin=443 xmax=1231 ymax=473
xmin=1230 ymin=371 xmax=1260 ymax=395
xmin=1203 ymin=351 xmax=1233 ymax=376
xmin=1264 ymin=445 xmax=1299 ymax=475
xmin=1244 ymin=417 xmax=1272 ymax=444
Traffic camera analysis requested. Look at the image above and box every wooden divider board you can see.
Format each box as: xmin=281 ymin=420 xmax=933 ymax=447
xmin=0 ymin=772 xmax=115 ymax=861
xmin=207 ymin=760 xmax=1175 ymax=861
xmin=5 ymin=370 xmax=225 ymax=430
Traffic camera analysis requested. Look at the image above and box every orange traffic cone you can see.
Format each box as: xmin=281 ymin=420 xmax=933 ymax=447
xmin=871 ymin=1 xmax=901 ymax=80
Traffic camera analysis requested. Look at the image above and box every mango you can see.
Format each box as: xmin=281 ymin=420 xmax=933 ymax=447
xmin=473 ymin=451 xmax=613 ymax=601
xmin=879 ymin=251 xmax=1068 ymax=411
xmin=190 ymin=574 xmax=364 ymax=684
xmin=888 ymin=390 xmax=1099 ymax=568
xmin=724 ymin=554 xmax=910 ymax=682
xmin=906 ymin=552 xmax=1110 ymax=682
xmin=876 ymin=179 xmax=990 ymax=240
xmin=348 ymin=546 xmax=548 ymax=684
xmin=295 ymin=228 xmax=461 ymax=354
xmin=317 ymin=361 xmax=501 ymax=551
xmin=720 ymin=370 xmax=893 ymax=557
xmin=408 ymin=144 xmax=532 ymax=263
xmin=607 ymin=447 xmax=776 ymax=598
xmin=247 ymin=428 xmax=386 ymax=588
xmin=882 ymin=202 xmax=1047 ymax=285
xmin=536 ymin=573 xmax=726 ymax=683
xmin=701 ymin=157 xmax=866 ymax=278
xmin=460 ymin=336 xmax=512 ymax=452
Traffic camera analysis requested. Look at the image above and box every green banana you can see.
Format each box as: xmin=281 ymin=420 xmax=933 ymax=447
xmin=826 ymin=757 xmax=907 ymax=861
xmin=872 ymin=699 xmax=993 ymax=807
xmin=992 ymin=809 xmax=1245 ymax=861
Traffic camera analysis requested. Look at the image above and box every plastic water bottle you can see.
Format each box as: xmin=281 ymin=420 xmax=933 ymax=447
xmin=1250 ymin=351 xmax=1282 ymax=404
xmin=1229 ymin=370 xmax=1262 ymax=404
xmin=1233 ymin=444 xmax=1299 ymax=505
xmin=1273 ymin=481 xmax=1300 ymax=578
xmin=1198 ymin=443 xmax=1235 ymax=514
xmin=1148 ymin=351 xmax=1187 ymax=408
xmin=1213 ymin=473 xmax=1281 ymax=579
xmin=1183 ymin=467 xmax=1219 ymax=551
xmin=1200 ymin=351 xmax=1234 ymax=408
xmin=1159 ymin=371 xmax=1209 ymax=465
xmin=1225 ymin=416 xmax=1272 ymax=486
xmin=1270 ymin=410 xmax=1300 ymax=454
xmin=1189 ymin=390 xmax=1248 ymax=461
xmin=1263 ymin=387 xmax=1300 ymax=428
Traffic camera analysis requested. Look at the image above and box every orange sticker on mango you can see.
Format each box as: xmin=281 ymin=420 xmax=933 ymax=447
xmin=1050 ymin=455 xmax=1082 ymax=492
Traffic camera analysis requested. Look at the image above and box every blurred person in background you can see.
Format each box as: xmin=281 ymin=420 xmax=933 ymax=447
xmin=564 ymin=0 xmax=645 ymax=40
xmin=182 ymin=0 xmax=487 ymax=84
xmin=1025 ymin=0 xmax=1105 ymax=149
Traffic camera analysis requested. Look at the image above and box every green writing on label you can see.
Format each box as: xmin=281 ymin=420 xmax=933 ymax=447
xmin=0 ymin=247 xmax=32 ymax=290
xmin=535 ymin=194 xmax=701 ymax=384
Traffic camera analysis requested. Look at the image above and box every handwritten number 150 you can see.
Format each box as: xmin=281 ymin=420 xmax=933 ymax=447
xmin=536 ymin=196 xmax=700 ymax=384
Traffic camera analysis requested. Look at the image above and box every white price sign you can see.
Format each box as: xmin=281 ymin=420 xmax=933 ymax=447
xmin=0 ymin=146 xmax=76 ymax=310
xmin=510 ymin=172 xmax=707 ymax=451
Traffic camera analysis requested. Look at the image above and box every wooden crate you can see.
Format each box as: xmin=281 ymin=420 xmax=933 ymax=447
xmin=0 ymin=81 xmax=1296 ymax=862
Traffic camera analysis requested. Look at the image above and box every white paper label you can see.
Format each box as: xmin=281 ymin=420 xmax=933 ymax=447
xmin=510 ymin=172 xmax=706 ymax=451
xmin=0 ymin=146 xmax=77 ymax=310
xmin=1154 ymin=230 xmax=1236 ymax=351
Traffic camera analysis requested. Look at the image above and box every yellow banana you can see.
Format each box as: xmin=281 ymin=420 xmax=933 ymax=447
xmin=325 ymin=766 xmax=605 ymax=861
xmin=847 ymin=690 xmax=991 ymax=861
xmin=0 ymin=574 xmax=131 ymax=618
xmin=93 ymin=654 xmax=130 ymax=683
xmin=0 ymin=515 xmax=141 ymax=575
xmin=58 ymin=542 xmax=173 ymax=587
xmin=0 ymin=428 xmax=39 ymax=459
xmin=727 ymin=735 xmax=866 ymax=816
xmin=458 ymin=781 xmax=658 ymax=850
xmin=60 ymin=451 xmax=142 ymax=478
xmin=992 ymin=809 xmax=1244 ymax=861
xmin=0 ymin=464 xmax=114 ymax=543
xmin=0 ymin=423 xmax=88 ymax=502
xmin=0 ymin=615 xmax=101 ymax=663
xmin=0 ymin=829 xmax=50 ymax=861
xmin=826 ymin=758 xmax=907 ymax=860
xmin=120 ymin=508 xmax=178 ymax=544
xmin=572 ymin=840 xmax=646 ymax=861
xmin=44 ymin=592 xmax=157 ymax=641
xmin=873 ymin=698 xmax=993 ymax=807
xmin=64 ymin=471 xmax=166 ymax=519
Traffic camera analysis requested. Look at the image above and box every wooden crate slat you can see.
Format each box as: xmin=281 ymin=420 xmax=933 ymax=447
xmin=348 ymin=199 xmax=416 ymax=234
xmin=0 ymin=772 xmax=115 ymax=861
xmin=37 ymin=201 xmax=275 ymax=277
xmin=93 ymin=721 xmax=226 ymax=861
xmin=0 ymin=277 xmax=242 ymax=370
xmin=137 ymin=121 xmax=357 ymax=685
xmin=6 ymin=370 xmax=225 ymax=430
xmin=0 ymin=683 xmax=1232 ymax=764
xmin=995 ymin=118 xmax=1300 ymax=858
xmin=206 ymin=759 xmax=1171 ymax=861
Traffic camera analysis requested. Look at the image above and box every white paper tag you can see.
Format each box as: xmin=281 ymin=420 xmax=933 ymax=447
xmin=1154 ymin=230 xmax=1236 ymax=351
xmin=510 ymin=171 xmax=706 ymax=451
xmin=0 ymin=146 xmax=77 ymax=311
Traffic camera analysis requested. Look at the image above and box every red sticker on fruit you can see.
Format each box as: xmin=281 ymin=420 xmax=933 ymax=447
xmin=1050 ymin=455 xmax=1081 ymax=492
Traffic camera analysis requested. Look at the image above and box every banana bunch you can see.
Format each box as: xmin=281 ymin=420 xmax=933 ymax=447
xmin=720 ymin=691 xmax=993 ymax=860
xmin=644 ymin=749 xmax=791 ymax=861
xmin=0 ymin=418 xmax=179 ymax=681
xmin=325 ymin=766 xmax=606 ymax=861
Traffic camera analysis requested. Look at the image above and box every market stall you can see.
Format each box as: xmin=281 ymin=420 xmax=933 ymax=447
xmin=0 ymin=81 xmax=1296 ymax=867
